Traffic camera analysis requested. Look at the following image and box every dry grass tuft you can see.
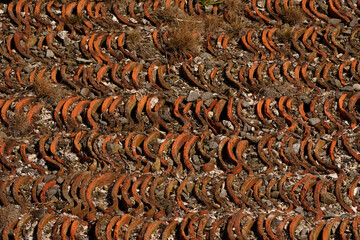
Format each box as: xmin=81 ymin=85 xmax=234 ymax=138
xmin=68 ymin=15 xmax=84 ymax=26
xmin=126 ymin=29 xmax=143 ymax=50
xmin=155 ymin=7 xmax=189 ymax=26
xmin=281 ymin=7 xmax=304 ymax=25
xmin=34 ymin=75 xmax=66 ymax=104
xmin=0 ymin=205 xmax=20 ymax=230
xmin=224 ymin=0 xmax=245 ymax=22
xmin=9 ymin=112 xmax=32 ymax=137
xmin=156 ymin=7 xmax=204 ymax=55
xmin=276 ymin=26 xmax=293 ymax=42
xmin=204 ymin=15 xmax=226 ymax=33
xmin=167 ymin=26 xmax=202 ymax=54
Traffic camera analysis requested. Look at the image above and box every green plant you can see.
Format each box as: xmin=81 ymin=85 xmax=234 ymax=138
xmin=198 ymin=0 xmax=224 ymax=7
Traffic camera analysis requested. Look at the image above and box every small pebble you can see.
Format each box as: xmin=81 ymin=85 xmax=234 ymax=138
xmin=204 ymin=99 xmax=213 ymax=107
xmin=308 ymin=118 xmax=321 ymax=126
xmin=209 ymin=141 xmax=218 ymax=149
xmin=222 ymin=120 xmax=234 ymax=131
xmin=329 ymin=18 xmax=342 ymax=25
xmin=241 ymin=101 xmax=251 ymax=108
xmin=353 ymin=83 xmax=360 ymax=91
xmin=350 ymin=18 xmax=358 ymax=27
xmin=46 ymin=49 xmax=55 ymax=58
xmin=294 ymin=206 xmax=304 ymax=215
xmin=340 ymin=85 xmax=354 ymax=91
xmin=201 ymin=92 xmax=214 ymax=101
xmin=292 ymin=143 xmax=301 ymax=154
xmin=192 ymin=155 xmax=200 ymax=164
xmin=187 ymin=91 xmax=200 ymax=102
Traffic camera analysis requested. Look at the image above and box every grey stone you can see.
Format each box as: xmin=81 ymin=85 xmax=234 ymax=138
xmin=44 ymin=174 xmax=55 ymax=182
xmin=88 ymin=92 xmax=95 ymax=99
xmin=209 ymin=141 xmax=218 ymax=149
xmin=219 ymin=188 xmax=227 ymax=198
xmin=64 ymin=37 xmax=71 ymax=46
xmin=76 ymin=57 xmax=92 ymax=63
xmin=350 ymin=18 xmax=358 ymax=27
xmin=80 ymin=88 xmax=90 ymax=96
xmin=241 ymin=101 xmax=251 ymax=108
xmin=186 ymin=182 xmax=195 ymax=193
xmin=329 ymin=18 xmax=342 ymax=25
xmin=201 ymin=92 xmax=214 ymax=101
xmin=119 ymin=117 xmax=128 ymax=124
xmin=276 ymin=133 xmax=284 ymax=140
xmin=0 ymin=131 xmax=7 ymax=138
xmin=222 ymin=120 xmax=234 ymax=131
xmin=56 ymin=177 xmax=64 ymax=184
xmin=330 ymin=79 xmax=342 ymax=88
xmin=336 ymin=92 xmax=344 ymax=99
xmin=271 ymin=191 xmax=279 ymax=198
xmin=340 ymin=85 xmax=354 ymax=91
xmin=308 ymin=118 xmax=321 ymax=126
xmin=187 ymin=91 xmax=200 ymax=102
xmin=23 ymin=65 xmax=33 ymax=73
xmin=204 ymin=99 xmax=213 ymax=107
xmin=243 ymin=123 xmax=251 ymax=132
xmin=57 ymin=31 xmax=67 ymax=40
xmin=292 ymin=143 xmax=301 ymax=154
xmin=295 ymin=206 xmax=304 ymax=215
xmin=46 ymin=49 xmax=55 ymax=58
xmin=47 ymin=186 xmax=58 ymax=197
xmin=204 ymin=5 xmax=212 ymax=13
xmin=145 ymin=83 xmax=153 ymax=90
xmin=353 ymin=84 xmax=360 ymax=91
xmin=192 ymin=155 xmax=200 ymax=165
xmin=269 ymin=20 xmax=278 ymax=25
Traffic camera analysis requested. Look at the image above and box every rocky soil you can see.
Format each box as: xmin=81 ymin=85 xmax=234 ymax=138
xmin=0 ymin=0 xmax=360 ymax=239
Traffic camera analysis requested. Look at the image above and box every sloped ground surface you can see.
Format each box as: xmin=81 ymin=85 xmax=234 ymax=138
xmin=0 ymin=0 xmax=360 ymax=239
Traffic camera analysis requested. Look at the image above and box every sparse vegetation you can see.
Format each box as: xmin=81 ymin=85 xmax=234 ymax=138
xmin=126 ymin=29 xmax=143 ymax=50
xmin=259 ymin=82 xmax=298 ymax=98
xmin=9 ymin=112 xmax=32 ymax=137
xmin=0 ymin=205 xmax=20 ymax=230
xmin=34 ymin=75 xmax=66 ymax=104
xmin=224 ymin=0 xmax=245 ymax=23
xmin=167 ymin=26 xmax=202 ymax=54
xmin=198 ymin=0 xmax=224 ymax=7
xmin=276 ymin=26 xmax=293 ymax=42
xmin=228 ymin=15 xmax=251 ymax=38
xmin=281 ymin=7 xmax=304 ymax=25
xmin=68 ymin=15 xmax=84 ymax=26
xmin=204 ymin=15 xmax=226 ymax=33
xmin=156 ymin=7 xmax=204 ymax=55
